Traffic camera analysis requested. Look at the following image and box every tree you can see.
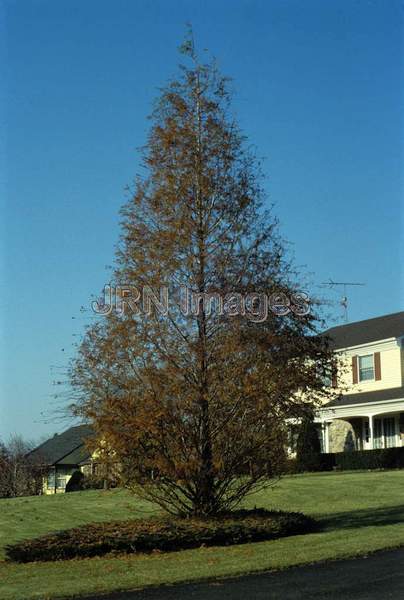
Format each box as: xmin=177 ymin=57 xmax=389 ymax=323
xmin=65 ymin=470 xmax=85 ymax=492
xmin=295 ymin=415 xmax=322 ymax=473
xmin=70 ymin=34 xmax=335 ymax=516
xmin=0 ymin=440 xmax=11 ymax=497
xmin=0 ymin=434 xmax=44 ymax=498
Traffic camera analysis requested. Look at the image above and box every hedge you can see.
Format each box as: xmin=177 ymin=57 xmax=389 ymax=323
xmin=287 ymin=453 xmax=335 ymax=474
xmin=6 ymin=509 xmax=318 ymax=563
xmin=333 ymin=446 xmax=404 ymax=470
xmin=287 ymin=446 xmax=404 ymax=473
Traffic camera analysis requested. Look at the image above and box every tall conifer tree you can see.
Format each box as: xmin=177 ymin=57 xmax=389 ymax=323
xmin=70 ymin=35 xmax=334 ymax=516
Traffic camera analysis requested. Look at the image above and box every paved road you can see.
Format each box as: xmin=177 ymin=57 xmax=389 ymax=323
xmin=83 ymin=547 xmax=404 ymax=600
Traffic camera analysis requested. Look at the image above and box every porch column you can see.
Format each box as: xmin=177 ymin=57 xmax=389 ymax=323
xmin=324 ymin=422 xmax=330 ymax=454
xmin=368 ymin=415 xmax=374 ymax=449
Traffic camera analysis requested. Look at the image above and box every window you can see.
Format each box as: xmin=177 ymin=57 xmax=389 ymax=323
xmin=358 ymin=354 xmax=374 ymax=381
xmin=56 ymin=475 xmax=67 ymax=490
xmin=364 ymin=422 xmax=370 ymax=443
xmin=47 ymin=471 xmax=55 ymax=488
xmin=322 ymin=369 xmax=333 ymax=387
xmin=318 ymin=362 xmax=334 ymax=387
xmin=374 ymin=417 xmax=397 ymax=449
xmin=287 ymin=425 xmax=299 ymax=454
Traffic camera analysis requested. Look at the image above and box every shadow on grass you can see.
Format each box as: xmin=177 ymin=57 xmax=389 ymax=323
xmin=320 ymin=505 xmax=404 ymax=531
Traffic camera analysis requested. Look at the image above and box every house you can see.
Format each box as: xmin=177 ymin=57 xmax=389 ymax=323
xmin=27 ymin=424 xmax=95 ymax=494
xmin=316 ymin=311 xmax=404 ymax=453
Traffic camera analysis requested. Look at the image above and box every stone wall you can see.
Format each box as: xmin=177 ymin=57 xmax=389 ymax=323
xmin=328 ymin=419 xmax=358 ymax=453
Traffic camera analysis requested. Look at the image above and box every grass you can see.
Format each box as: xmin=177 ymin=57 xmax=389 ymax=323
xmin=2 ymin=470 xmax=404 ymax=599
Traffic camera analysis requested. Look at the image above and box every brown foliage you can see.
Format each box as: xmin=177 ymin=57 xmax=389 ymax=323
xmin=69 ymin=35 xmax=337 ymax=516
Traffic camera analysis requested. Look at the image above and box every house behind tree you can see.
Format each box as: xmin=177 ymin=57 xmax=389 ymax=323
xmin=29 ymin=311 xmax=404 ymax=493
xmin=27 ymin=424 xmax=95 ymax=493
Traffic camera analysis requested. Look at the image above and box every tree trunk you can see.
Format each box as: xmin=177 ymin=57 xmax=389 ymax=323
xmin=195 ymin=72 xmax=215 ymax=516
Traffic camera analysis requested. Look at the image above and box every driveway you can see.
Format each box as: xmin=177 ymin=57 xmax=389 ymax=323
xmin=82 ymin=547 xmax=404 ymax=599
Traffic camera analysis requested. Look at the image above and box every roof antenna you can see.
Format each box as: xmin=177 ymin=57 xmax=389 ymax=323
xmin=321 ymin=279 xmax=366 ymax=323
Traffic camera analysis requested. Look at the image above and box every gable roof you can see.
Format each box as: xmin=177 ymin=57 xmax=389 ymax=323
xmin=27 ymin=424 xmax=94 ymax=466
xmin=324 ymin=386 xmax=404 ymax=408
xmin=323 ymin=311 xmax=404 ymax=350
xmin=56 ymin=444 xmax=93 ymax=466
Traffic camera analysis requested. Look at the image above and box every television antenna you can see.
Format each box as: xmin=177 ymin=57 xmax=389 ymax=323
xmin=321 ymin=279 xmax=366 ymax=323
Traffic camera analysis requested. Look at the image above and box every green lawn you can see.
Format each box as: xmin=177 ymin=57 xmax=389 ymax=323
xmin=2 ymin=470 xmax=404 ymax=599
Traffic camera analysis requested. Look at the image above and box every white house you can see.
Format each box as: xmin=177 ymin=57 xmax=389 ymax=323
xmin=317 ymin=311 xmax=404 ymax=453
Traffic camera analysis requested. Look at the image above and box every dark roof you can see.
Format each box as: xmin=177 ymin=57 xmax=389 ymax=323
xmin=324 ymin=386 xmax=404 ymax=408
xmin=56 ymin=445 xmax=92 ymax=465
xmin=323 ymin=311 xmax=404 ymax=349
xmin=27 ymin=424 xmax=94 ymax=466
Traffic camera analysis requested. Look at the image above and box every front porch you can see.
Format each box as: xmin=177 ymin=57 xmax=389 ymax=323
xmin=317 ymin=399 xmax=404 ymax=453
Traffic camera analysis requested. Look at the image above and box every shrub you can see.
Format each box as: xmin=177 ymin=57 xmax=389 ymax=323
xmin=334 ymin=447 xmax=404 ymax=470
xmin=65 ymin=470 xmax=85 ymax=493
xmin=320 ymin=453 xmax=337 ymax=471
xmin=6 ymin=509 xmax=319 ymax=563
xmin=82 ymin=474 xmax=106 ymax=490
xmin=286 ymin=452 xmax=335 ymax=474
xmin=289 ymin=447 xmax=404 ymax=473
xmin=295 ymin=417 xmax=322 ymax=472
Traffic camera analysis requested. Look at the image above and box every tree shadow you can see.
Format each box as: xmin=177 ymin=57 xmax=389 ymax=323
xmin=320 ymin=504 xmax=404 ymax=531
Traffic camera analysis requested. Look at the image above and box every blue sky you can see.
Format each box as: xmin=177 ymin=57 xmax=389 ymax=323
xmin=1 ymin=0 xmax=403 ymax=440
